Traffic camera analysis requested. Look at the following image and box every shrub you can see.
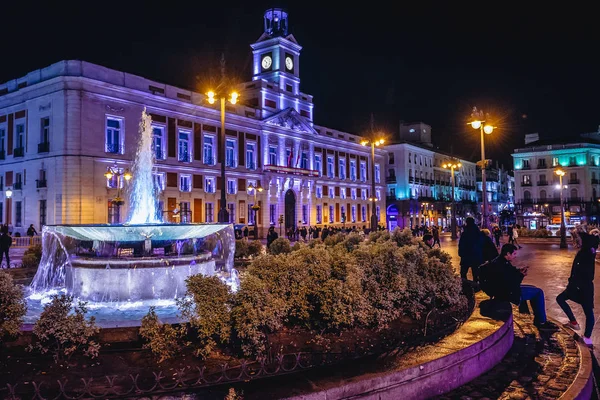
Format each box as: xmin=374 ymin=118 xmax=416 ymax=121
xmin=247 ymin=240 xmax=263 ymax=257
xmin=21 ymin=244 xmax=43 ymax=269
xmin=0 ymin=270 xmax=27 ymax=341
xmin=323 ymin=233 xmax=345 ymax=247
xmin=268 ymin=237 xmax=291 ymax=255
xmin=234 ymin=240 xmax=249 ymax=259
xmin=29 ymin=295 xmax=100 ymax=363
xmin=178 ymin=275 xmax=232 ymax=359
xmin=343 ymin=232 xmax=363 ymax=252
xmin=366 ymin=230 xmax=391 ymax=244
xmin=392 ymin=227 xmax=419 ymax=247
xmin=139 ymin=307 xmax=186 ymax=363
xmin=291 ymin=241 xmax=304 ymax=252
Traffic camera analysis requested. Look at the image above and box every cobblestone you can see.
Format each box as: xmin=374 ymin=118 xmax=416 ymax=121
xmin=433 ymin=306 xmax=582 ymax=399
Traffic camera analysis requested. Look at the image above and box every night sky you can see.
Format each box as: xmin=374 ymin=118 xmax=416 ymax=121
xmin=2 ymin=2 xmax=598 ymax=168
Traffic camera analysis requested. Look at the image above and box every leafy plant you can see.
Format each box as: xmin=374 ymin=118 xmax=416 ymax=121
xmin=0 ymin=270 xmax=27 ymax=341
xmin=268 ymin=238 xmax=291 ymax=255
xmin=234 ymin=240 xmax=249 ymax=258
xmin=247 ymin=240 xmax=263 ymax=257
xmin=29 ymin=294 xmax=100 ymax=363
xmin=139 ymin=307 xmax=186 ymax=363
xmin=21 ymin=244 xmax=43 ymax=269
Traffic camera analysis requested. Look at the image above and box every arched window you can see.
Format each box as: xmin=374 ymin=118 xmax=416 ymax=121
xmin=524 ymin=190 xmax=531 ymax=200
xmin=539 ymin=190 xmax=547 ymax=200
xmin=570 ymin=188 xmax=578 ymax=200
xmin=409 ymin=169 xmax=412 ymax=178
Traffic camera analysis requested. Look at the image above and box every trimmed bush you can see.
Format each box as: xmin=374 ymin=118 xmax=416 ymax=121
xmin=0 ymin=270 xmax=27 ymax=341
xmin=234 ymin=240 xmax=249 ymax=258
xmin=247 ymin=240 xmax=263 ymax=257
xmin=268 ymin=237 xmax=291 ymax=255
xmin=140 ymin=307 xmax=186 ymax=363
xmin=21 ymin=244 xmax=43 ymax=269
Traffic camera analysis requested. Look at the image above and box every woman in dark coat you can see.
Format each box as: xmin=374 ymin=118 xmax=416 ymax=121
xmin=557 ymin=230 xmax=599 ymax=346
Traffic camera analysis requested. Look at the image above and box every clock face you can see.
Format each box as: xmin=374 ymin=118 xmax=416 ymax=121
xmin=261 ymin=55 xmax=272 ymax=70
xmin=285 ymin=56 xmax=294 ymax=71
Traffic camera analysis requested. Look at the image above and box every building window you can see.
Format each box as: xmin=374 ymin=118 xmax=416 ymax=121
xmin=361 ymin=189 xmax=367 ymax=200
xmin=14 ymin=201 xmax=22 ymax=227
xmin=360 ymin=162 xmax=367 ymax=182
xmin=315 ymin=154 xmax=322 ymax=176
xmin=302 ymin=205 xmax=308 ymax=224
xmin=350 ymin=160 xmax=356 ymax=181
xmin=389 ymin=153 xmax=395 ymax=164
xmin=408 ymin=153 xmax=412 ymax=163
xmin=248 ymin=203 xmax=256 ymax=225
xmin=339 ymin=158 xmax=346 ymax=180
xmin=327 ymin=156 xmax=334 ymax=178
xmin=351 ymin=188 xmax=357 ymax=200
xmin=0 ymin=127 xmax=5 ymax=156
xmin=376 ymin=190 xmax=381 ymax=200
xmin=300 ymin=152 xmax=308 ymax=169
xmin=361 ymin=205 xmax=366 ymax=222
xmin=538 ymin=158 xmax=546 ymax=168
xmin=226 ymin=139 xmax=236 ymax=167
xmin=227 ymin=179 xmax=237 ymax=194
xmin=341 ymin=188 xmax=346 ymax=199
xmin=105 ymin=117 xmax=123 ymax=154
xmin=246 ymin=143 xmax=256 ymax=169
xmin=375 ymin=164 xmax=380 ymax=183
xmin=522 ymin=175 xmax=531 ymax=185
xmin=0 ymin=202 xmax=3 ymax=223
xmin=316 ymin=186 xmax=322 ymax=198
xmin=227 ymin=203 xmax=235 ymax=224
xmin=152 ymin=126 xmax=165 ymax=160
xmin=178 ymin=131 xmax=191 ymax=162
xmin=329 ymin=187 xmax=334 ymax=199
xmin=269 ymin=146 xmax=278 ymax=165
xmin=106 ymin=168 xmax=124 ymax=189
xmin=15 ymin=123 xmax=25 ymax=155
xmin=329 ymin=205 xmax=334 ymax=223
xmin=351 ymin=205 xmax=356 ymax=222
xmin=316 ymin=205 xmax=322 ymax=224
xmin=180 ymin=174 xmax=191 ymax=192
xmin=153 ymin=172 xmax=165 ymax=191
xmin=285 ymin=148 xmax=292 ymax=167
xmin=203 ymin=135 xmax=215 ymax=165
xmin=108 ymin=201 xmax=121 ymax=224
xmin=205 ymin=177 xmax=216 ymax=193
xmin=552 ymin=157 xmax=559 ymax=167
xmin=376 ymin=206 xmax=381 ymax=222
xmin=40 ymin=117 xmax=50 ymax=144
xmin=205 ymin=203 xmax=214 ymax=223
xmin=569 ymin=156 xmax=577 ymax=166
xmin=270 ymin=204 xmax=276 ymax=225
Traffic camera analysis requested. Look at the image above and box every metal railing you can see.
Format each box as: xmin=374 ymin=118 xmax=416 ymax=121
xmin=36 ymin=179 xmax=47 ymax=188
xmin=203 ymin=156 xmax=215 ymax=165
xmin=105 ymin=143 xmax=123 ymax=154
xmin=178 ymin=152 xmax=191 ymax=163
xmin=38 ymin=142 xmax=50 ymax=153
xmin=13 ymin=147 xmax=24 ymax=157
xmin=13 ymin=182 xmax=22 ymax=190
xmin=0 ymin=150 xmax=5 ymax=160
xmin=12 ymin=235 xmax=41 ymax=247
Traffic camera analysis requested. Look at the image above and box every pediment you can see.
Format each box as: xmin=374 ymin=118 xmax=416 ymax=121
xmin=263 ymin=108 xmax=316 ymax=134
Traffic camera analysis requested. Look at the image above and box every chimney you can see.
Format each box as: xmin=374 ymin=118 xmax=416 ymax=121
xmin=524 ymin=133 xmax=539 ymax=145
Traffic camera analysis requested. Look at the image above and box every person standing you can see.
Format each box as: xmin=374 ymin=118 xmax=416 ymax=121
xmin=493 ymin=225 xmax=502 ymax=248
xmin=557 ymin=231 xmax=599 ymax=346
xmin=27 ymin=224 xmax=38 ymax=237
xmin=481 ymin=228 xmax=499 ymax=263
xmin=458 ymin=217 xmax=484 ymax=283
xmin=243 ymin=226 xmax=249 ymax=242
xmin=266 ymin=226 xmax=278 ymax=249
xmin=0 ymin=226 xmax=12 ymax=268
xmin=432 ymin=225 xmax=441 ymax=248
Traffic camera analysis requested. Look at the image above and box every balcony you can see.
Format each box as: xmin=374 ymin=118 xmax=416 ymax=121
xmin=537 ymin=181 xmax=548 ymax=186
xmin=386 ymin=175 xmax=397 ymax=183
xmin=225 ymin=159 xmax=236 ymax=168
xmin=180 ymin=184 xmax=190 ymax=192
xmin=38 ymin=142 xmax=50 ymax=153
xmin=36 ymin=179 xmax=47 ymax=188
xmin=13 ymin=147 xmax=24 ymax=157
xmin=593 ymin=179 xmax=599 ymax=184
xmin=13 ymin=182 xmax=22 ymax=190
xmin=521 ymin=182 xmax=532 ymax=187
xmin=178 ymin=152 xmax=191 ymax=163
xmin=521 ymin=165 xmax=531 ymax=170
xmin=155 ymin=150 xmax=164 ymax=160
xmin=263 ymin=164 xmax=319 ymax=177
xmin=105 ymin=143 xmax=123 ymax=154
xmin=0 ymin=150 xmax=5 ymax=160
xmin=246 ymin=161 xmax=256 ymax=170
xmin=536 ymin=164 xmax=547 ymax=169
xmin=204 ymin=156 xmax=215 ymax=165
xmin=568 ymin=179 xmax=580 ymax=184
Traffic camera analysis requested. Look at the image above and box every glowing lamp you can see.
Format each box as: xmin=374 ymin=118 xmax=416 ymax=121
xmin=470 ymin=120 xmax=482 ymax=129
xmin=5 ymin=188 xmax=12 ymax=199
xmin=207 ymin=91 xmax=216 ymax=104
xmin=257 ymin=186 xmax=264 ymax=192
xmin=104 ymin=171 xmax=113 ymax=179
xmin=230 ymin=92 xmax=239 ymax=105
xmin=483 ymin=125 xmax=494 ymax=134
xmin=124 ymin=170 xmax=133 ymax=181
xmin=361 ymin=141 xmax=368 ymax=146
xmin=458 ymin=163 xmax=462 ymax=167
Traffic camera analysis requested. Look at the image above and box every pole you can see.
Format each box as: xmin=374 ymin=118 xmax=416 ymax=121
xmin=254 ymin=190 xmax=259 ymax=240
xmin=559 ymin=174 xmax=567 ymax=248
xmin=451 ymin=166 xmax=457 ymax=240
xmin=217 ymin=96 xmax=229 ymax=223
xmin=370 ymin=140 xmax=378 ymax=231
xmin=480 ymin=125 xmax=488 ymax=229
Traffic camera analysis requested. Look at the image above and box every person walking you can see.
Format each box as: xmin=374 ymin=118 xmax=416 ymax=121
xmin=493 ymin=225 xmax=502 ymax=248
xmin=458 ymin=217 xmax=484 ymax=283
xmin=481 ymin=228 xmax=499 ymax=263
xmin=0 ymin=226 xmax=12 ymax=268
xmin=432 ymin=225 xmax=441 ymax=248
xmin=512 ymin=224 xmax=522 ymax=249
xmin=557 ymin=230 xmax=599 ymax=346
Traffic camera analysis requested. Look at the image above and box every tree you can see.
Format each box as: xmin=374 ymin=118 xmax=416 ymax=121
xmin=0 ymin=271 xmax=27 ymax=342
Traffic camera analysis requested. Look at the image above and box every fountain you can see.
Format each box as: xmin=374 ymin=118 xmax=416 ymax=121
xmin=25 ymin=109 xmax=237 ymax=327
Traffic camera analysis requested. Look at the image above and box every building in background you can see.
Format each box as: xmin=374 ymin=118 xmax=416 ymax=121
xmin=476 ymin=161 xmax=514 ymax=226
xmin=0 ymin=9 xmax=384 ymax=236
xmin=512 ymin=131 xmax=600 ymax=229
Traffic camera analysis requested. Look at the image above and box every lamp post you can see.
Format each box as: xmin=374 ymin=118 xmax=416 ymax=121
xmin=443 ymin=159 xmax=462 ymax=240
xmin=468 ymin=107 xmax=495 ymax=229
xmin=5 ymin=187 xmax=12 ymax=226
xmin=104 ymin=163 xmax=132 ymax=222
xmin=361 ymin=137 xmax=385 ymax=231
xmin=555 ymin=168 xmax=568 ymax=249
xmin=247 ymin=183 xmax=263 ymax=239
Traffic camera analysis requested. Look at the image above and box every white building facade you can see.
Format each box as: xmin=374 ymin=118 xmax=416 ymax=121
xmin=0 ymin=9 xmax=384 ymax=236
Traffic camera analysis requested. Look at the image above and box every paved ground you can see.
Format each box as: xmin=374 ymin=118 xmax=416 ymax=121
xmin=437 ymin=233 xmax=600 ymax=363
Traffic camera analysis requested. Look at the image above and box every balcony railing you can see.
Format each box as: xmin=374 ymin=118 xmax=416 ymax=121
xmin=263 ymin=164 xmax=319 ymax=177
xmin=521 ymin=165 xmax=531 ymax=170
xmin=13 ymin=147 xmax=24 ymax=157
xmin=178 ymin=152 xmax=191 ymax=163
xmin=38 ymin=142 xmax=50 ymax=153
xmin=593 ymin=179 xmax=599 ymax=184
xmin=568 ymin=179 xmax=580 ymax=184
xmin=521 ymin=182 xmax=532 ymax=186
xmin=537 ymin=181 xmax=548 ymax=186
xmin=386 ymin=176 xmax=397 ymax=183
xmin=180 ymin=184 xmax=190 ymax=192
xmin=13 ymin=182 xmax=22 ymax=190
xmin=225 ymin=159 xmax=236 ymax=168
xmin=0 ymin=150 xmax=4 ymax=160
xmin=155 ymin=150 xmax=164 ymax=160
xmin=246 ymin=161 xmax=256 ymax=170
xmin=105 ymin=143 xmax=123 ymax=154
xmin=36 ymin=179 xmax=47 ymax=188
xmin=203 ymin=156 xmax=215 ymax=165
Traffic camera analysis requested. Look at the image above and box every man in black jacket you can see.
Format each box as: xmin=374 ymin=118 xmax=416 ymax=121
xmin=557 ymin=231 xmax=599 ymax=346
xmin=480 ymin=243 xmax=553 ymax=329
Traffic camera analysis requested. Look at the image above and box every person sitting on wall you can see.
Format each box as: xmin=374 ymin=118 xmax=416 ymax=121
xmin=423 ymin=234 xmax=434 ymax=249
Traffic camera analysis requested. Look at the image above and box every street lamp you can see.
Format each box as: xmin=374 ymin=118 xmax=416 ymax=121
xmin=468 ymin=107 xmax=495 ymax=229
xmin=206 ymin=88 xmax=239 ymax=223
xmin=5 ymin=187 xmax=13 ymax=199
xmin=104 ymin=163 xmax=132 ymax=208
xmin=442 ymin=159 xmax=462 ymax=240
xmin=361 ymin=137 xmax=385 ymax=231
xmin=247 ymin=183 xmax=263 ymax=239
xmin=555 ymin=168 xmax=568 ymax=248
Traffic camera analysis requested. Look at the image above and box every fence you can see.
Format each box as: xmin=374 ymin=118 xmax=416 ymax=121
xmin=11 ymin=235 xmax=41 ymax=248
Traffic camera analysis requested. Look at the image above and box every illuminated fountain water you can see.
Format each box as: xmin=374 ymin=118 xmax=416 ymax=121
xmin=26 ymin=109 xmax=237 ymax=327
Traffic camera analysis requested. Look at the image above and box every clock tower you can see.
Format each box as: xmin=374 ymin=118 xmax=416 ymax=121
xmin=245 ymin=8 xmax=313 ymax=120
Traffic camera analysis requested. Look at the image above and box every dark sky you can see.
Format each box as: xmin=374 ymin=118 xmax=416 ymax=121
xmin=2 ymin=2 xmax=598 ymax=168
